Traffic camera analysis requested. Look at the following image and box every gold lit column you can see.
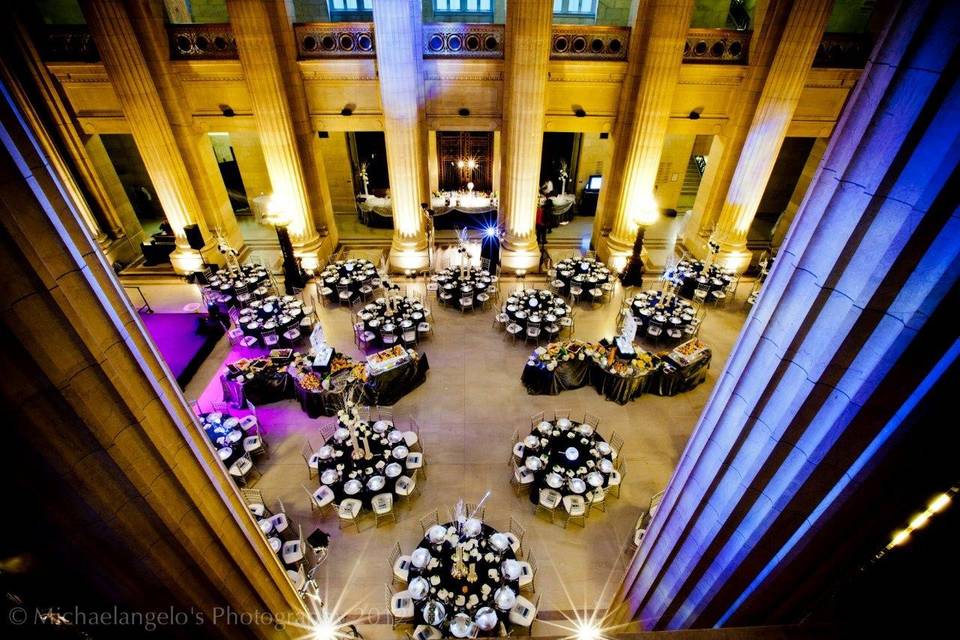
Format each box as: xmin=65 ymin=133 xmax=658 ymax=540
xmin=599 ymin=0 xmax=693 ymax=269
xmin=499 ymin=0 xmax=552 ymax=273
xmin=227 ymin=0 xmax=331 ymax=270
xmin=373 ymin=0 xmax=429 ymax=272
xmin=709 ymin=0 xmax=832 ymax=272
xmin=80 ymin=0 xmax=217 ymax=274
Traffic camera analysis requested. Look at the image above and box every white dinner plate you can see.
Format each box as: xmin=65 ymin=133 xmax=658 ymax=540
xmin=385 ymin=462 xmax=402 ymax=478
xmin=387 ymin=430 xmax=404 ymax=444
xmin=525 ymin=456 xmax=542 ymax=471
xmin=501 ymin=559 xmax=521 ymax=581
xmin=599 ymin=459 xmax=614 ymax=473
xmin=546 ymin=473 xmax=563 ymax=489
xmin=411 ymin=547 xmax=431 ymax=568
xmin=537 ymin=421 xmax=553 ymax=434
xmin=366 ymin=475 xmax=385 ymax=491
xmin=489 ymin=533 xmax=510 ymax=552
xmin=222 ymin=417 xmax=239 ymax=429
xmin=556 ymin=418 xmax=571 ymax=429
xmin=344 ymin=479 xmax=362 ymax=495
xmin=320 ymin=469 xmax=338 ymax=485
xmin=408 ymin=576 xmax=429 ymax=600
xmin=217 ymin=447 xmax=233 ymax=461
xmin=334 ymin=427 xmax=350 ymax=441
xmin=392 ymin=445 xmax=409 ymax=459
xmin=523 ymin=435 xmax=539 ymax=448
xmin=597 ymin=442 xmax=612 ymax=456
xmin=373 ymin=420 xmax=391 ymax=432
xmin=587 ymin=471 xmax=604 ymax=487
xmin=569 ymin=478 xmax=587 ymax=494
xmin=317 ymin=445 xmax=333 ymax=459
xmin=427 ymin=524 xmax=447 ymax=544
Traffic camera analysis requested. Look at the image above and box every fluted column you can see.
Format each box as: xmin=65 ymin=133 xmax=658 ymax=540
xmin=598 ymin=0 xmax=693 ymax=268
xmin=373 ymin=0 xmax=429 ymax=272
xmin=770 ymin=137 xmax=826 ymax=249
xmin=1 ymin=71 xmax=304 ymax=638
xmin=227 ymin=0 xmax=338 ymax=271
xmin=708 ymin=0 xmax=832 ymax=272
xmin=614 ymin=0 xmax=960 ymax=628
xmin=682 ymin=0 xmax=798 ymax=256
xmin=498 ymin=0 xmax=552 ymax=273
xmin=79 ymin=0 xmax=221 ymax=274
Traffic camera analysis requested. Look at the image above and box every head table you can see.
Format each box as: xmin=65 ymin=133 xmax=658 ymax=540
xmin=407 ymin=519 xmax=525 ymax=637
xmin=514 ymin=418 xmax=616 ymax=505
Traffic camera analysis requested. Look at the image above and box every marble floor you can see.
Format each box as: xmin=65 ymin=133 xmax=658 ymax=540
xmin=154 ymin=275 xmax=752 ymax=638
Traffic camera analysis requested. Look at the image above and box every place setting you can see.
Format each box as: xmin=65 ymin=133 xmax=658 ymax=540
xmin=355 ymin=289 xmax=432 ymax=349
xmin=626 ymin=289 xmax=699 ymax=342
xmin=319 ymin=258 xmax=378 ymax=304
xmin=550 ymin=256 xmax=613 ymax=304
xmin=434 ymin=265 xmax=496 ymax=311
xmin=391 ymin=497 xmax=538 ymax=637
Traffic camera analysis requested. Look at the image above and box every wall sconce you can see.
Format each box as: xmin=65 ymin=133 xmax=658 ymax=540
xmin=573 ymin=106 xmax=587 ymax=118
xmin=219 ymin=104 xmax=235 ymax=117
xmin=341 ymin=103 xmax=355 ymax=116
xmin=689 ymin=107 xmax=703 ymax=120
xmin=458 ymin=107 xmax=470 ymax=117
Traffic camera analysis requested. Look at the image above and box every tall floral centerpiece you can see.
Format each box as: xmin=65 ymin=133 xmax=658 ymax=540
xmin=558 ymin=158 xmax=568 ymax=196
xmin=359 ymin=162 xmax=370 ymax=196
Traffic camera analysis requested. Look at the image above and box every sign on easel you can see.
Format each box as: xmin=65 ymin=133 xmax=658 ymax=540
xmin=616 ymin=314 xmax=638 ymax=355
xmin=310 ymin=323 xmax=325 ymax=351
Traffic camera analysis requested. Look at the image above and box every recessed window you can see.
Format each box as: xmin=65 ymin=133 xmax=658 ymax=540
xmin=433 ymin=0 xmax=493 ymax=13
xmin=328 ymin=0 xmax=373 ymax=19
xmin=553 ymin=0 xmax=596 ymax=17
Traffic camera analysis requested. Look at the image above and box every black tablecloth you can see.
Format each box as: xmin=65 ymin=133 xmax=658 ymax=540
xmin=362 ymin=354 xmax=430 ymax=406
xmin=204 ymin=265 xmax=270 ymax=308
xmin=359 ymin=298 xmax=427 ymax=348
xmin=673 ymin=260 xmax=733 ymax=299
xmin=522 ymin=352 xmax=708 ymax=403
xmin=222 ymin=366 xmax=292 ymax=407
xmin=315 ymin=421 xmax=407 ymax=509
xmin=516 ymin=420 xmax=615 ymax=504
xmin=319 ymin=260 xmax=377 ymax=301
xmin=436 ymin=268 xmax=494 ymax=310
xmin=409 ymin=522 xmax=519 ymax=637
xmin=502 ymin=290 xmax=569 ymax=331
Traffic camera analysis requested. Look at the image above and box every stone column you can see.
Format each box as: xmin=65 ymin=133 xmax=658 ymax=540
xmin=0 ymin=71 xmax=304 ymax=639
xmin=597 ymin=0 xmax=694 ymax=268
xmin=614 ymin=0 xmax=960 ymax=628
xmin=6 ymin=17 xmax=140 ymax=263
xmin=705 ymin=0 xmax=831 ymax=272
xmin=79 ymin=0 xmax=222 ymax=273
xmin=769 ymin=137 xmax=826 ymax=249
xmin=498 ymin=0 xmax=552 ymax=273
xmin=372 ymin=0 xmax=429 ymax=272
xmin=682 ymin=0 xmax=809 ymax=257
xmin=227 ymin=0 xmax=338 ymax=271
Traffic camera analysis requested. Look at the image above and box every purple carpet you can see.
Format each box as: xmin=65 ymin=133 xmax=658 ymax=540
xmin=139 ymin=312 xmax=224 ymax=388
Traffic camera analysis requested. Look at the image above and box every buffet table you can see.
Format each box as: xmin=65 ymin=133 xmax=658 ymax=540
xmin=221 ymin=347 xmax=429 ymax=415
xmin=520 ymin=338 xmax=711 ymax=404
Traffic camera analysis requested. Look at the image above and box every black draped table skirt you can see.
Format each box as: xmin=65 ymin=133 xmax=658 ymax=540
xmin=521 ymin=353 xmax=710 ymax=403
xmin=362 ymin=354 xmax=430 ymax=406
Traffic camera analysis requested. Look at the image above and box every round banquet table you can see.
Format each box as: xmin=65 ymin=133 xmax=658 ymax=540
xmin=358 ymin=297 xmax=430 ymax=348
xmin=199 ymin=412 xmax=245 ymax=467
xmin=319 ymin=259 xmax=378 ymax=302
xmin=237 ymin=295 xmax=305 ymax=345
xmin=408 ymin=520 xmax=520 ymax=637
xmin=315 ymin=419 xmax=417 ymax=511
xmin=204 ymin=264 xmax=271 ymax=308
xmin=627 ymin=290 xmax=696 ymax=340
xmin=515 ymin=418 xmax=616 ymax=505
xmin=550 ymin=257 xmax=612 ymax=302
xmin=503 ymin=289 xmax=569 ymax=332
xmin=435 ymin=267 xmax=496 ymax=310
xmin=671 ymin=259 xmax=733 ymax=300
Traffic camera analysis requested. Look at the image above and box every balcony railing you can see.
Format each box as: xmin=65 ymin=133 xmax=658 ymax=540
xmin=423 ymin=23 xmax=504 ymax=58
xmin=168 ymin=24 xmax=237 ymax=60
xmin=550 ymin=26 xmax=630 ymax=61
xmin=40 ymin=26 xmax=99 ymax=62
xmin=814 ymin=32 xmax=871 ymax=68
xmin=683 ymin=29 xmax=750 ymax=64
xmin=294 ymin=22 xmax=375 ymax=59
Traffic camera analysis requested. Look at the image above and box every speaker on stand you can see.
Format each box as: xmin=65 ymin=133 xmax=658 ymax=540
xmin=183 ymin=224 xmax=208 ymax=284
